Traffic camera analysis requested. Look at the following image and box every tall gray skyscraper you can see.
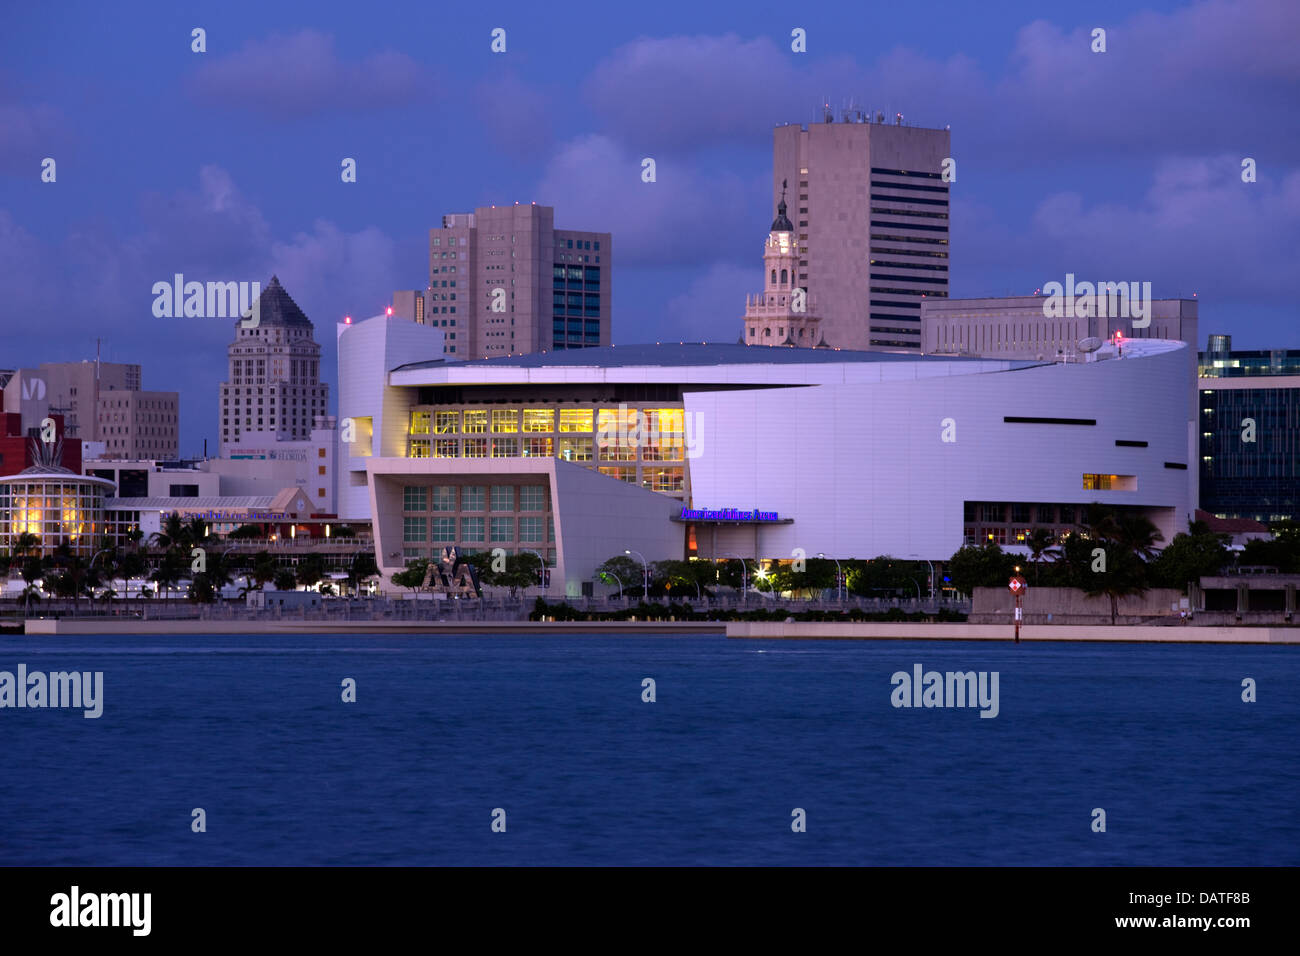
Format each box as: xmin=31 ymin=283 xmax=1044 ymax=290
xmin=217 ymin=276 xmax=328 ymax=455
xmin=771 ymin=110 xmax=950 ymax=352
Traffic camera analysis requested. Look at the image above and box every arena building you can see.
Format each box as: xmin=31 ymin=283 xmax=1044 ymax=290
xmin=338 ymin=316 xmax=1196 ymax=597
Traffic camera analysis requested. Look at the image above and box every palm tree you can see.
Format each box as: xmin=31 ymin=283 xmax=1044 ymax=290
xmin=20 ymin=555 xmax=44 ymax=615
xmin=184 ymin=515 xmax=211 ymax=550
xmin=14 ymin=531 xmax=40 ymax=562
xmin=1074 ymin=504 xmax=1163 ymax=624
xmin=1083 ymin=554 xmax=1151 ymax=625
xmin=251 ymin=552 xmax=278 ymax=592
xmin=150 ymin=512 xmax=187 ymax=551
xmin=1025 ymin=527 xmax=1057 ymax=585
xmin=150 ymin=549 xmax=186 ymax=601
xmin=1112 ymin=513 xmax=1164 ymax=562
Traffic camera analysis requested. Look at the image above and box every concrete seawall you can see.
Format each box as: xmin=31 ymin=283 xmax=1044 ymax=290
xmin=725 ymin=622 xmax=1300 ymax=643
xmin=16 ymin=618 xmax=1299 ymax=643
xmin=20 ymin=619 xmax=725 ymax=636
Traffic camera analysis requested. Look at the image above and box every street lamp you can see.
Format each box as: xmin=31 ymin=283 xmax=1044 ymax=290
xmin=521 ymin=548 xmax=547 ymax=592
xmin=624 ymin=549 xmax=648 ymax=598
xmin=908 ymin=554 xmax=936 ymax=602
xmin=721 ymin=551 xmax=749 ymax=605
xmin=599 ymin=570 xmax=623 ymax=598
xmin=818 ymin=552 xmax=844 ymax=603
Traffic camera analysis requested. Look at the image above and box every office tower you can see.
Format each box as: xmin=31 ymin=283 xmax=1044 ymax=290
xmin=0 ymin=359 xmax=178 ymax=459
xmin=2 ymin=360 xmax=141 ymax=439
xmin=391 ymin=290 xmax=427 ymax=325
xmin=95 ymin=390 xmax=179 ymax=459
xmin=770 ymin=110 xmax=950 ymax=352
xmin=1199 ymin=334 xmax=1300 ymax=522
xmin=428 ymin=204 xmax=611 ymax=359
xmin=920 ymin=295 xmax=1198 ymax=360
xmin=218 ymin=276 xmax=329 ymax=455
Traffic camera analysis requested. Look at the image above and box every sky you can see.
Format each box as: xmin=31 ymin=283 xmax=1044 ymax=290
xmin=1 ymin=0 xmax=1297 ymax=456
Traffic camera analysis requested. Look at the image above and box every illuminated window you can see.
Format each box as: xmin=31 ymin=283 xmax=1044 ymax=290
xmin=409 ymin=411 xmax=431 ymax=435
xmin=522 ymin=409 xmax=554 ymax=432
xmin=434 ymin=411 xmax=459 ymax=434
xmin=558 ymin=409 xmax=593 ymax=432
xmin=433 ymin=439 xmax=459 ymax=458
xmin=463 ymin=438 xmax=488 ymax=457
xmin=642 ymin=439 xmax=684 ymax=462
xmin=491 ymin=409 xmax=518 ymax=433
xmin=647 ymin=408 xmax=684 ymax=434
xmin=598 ymin=466 xmax=636 ymax=483
xmin=408 ymin=439 xmax=430 ymax=458
xmin=642 ymin=467 xmax=685 ymax=494
xmin=599 ymin=442 xmax=636 ymax=462
xmin=463 ymin=410 xmax=488 ymax=434
xmin=557 ymin=437 xmax=593 ymax=461
xmin=523 ymin=436 xmax=552 ymax=457
xmin=1082 ymin=474 xmax=1137 ymax=491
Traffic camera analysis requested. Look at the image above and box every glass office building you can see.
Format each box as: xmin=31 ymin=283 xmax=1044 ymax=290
xmin=1198 ymin=335 xmax=1300 ymax=522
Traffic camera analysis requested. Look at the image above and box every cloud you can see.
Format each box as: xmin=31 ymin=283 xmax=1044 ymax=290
xmin=1029 ymin=154 xmax=1300 ymax=301
xmin=659 ymin=263 xmax=756 ymax=344
xmin=474 ymin=71 xmax=555 ymax=159
xmin=0 ymin=76 xmax=70 ymax=174
xmin=582 ymin=1 xmax=1299 ymax=162
xmin=189 ymin=29 xmax=431 ymax=118
xmin=533 ymin=133 xmax=761 ymax=266
xmin=0 ymin=166 xmax=410 ymax=453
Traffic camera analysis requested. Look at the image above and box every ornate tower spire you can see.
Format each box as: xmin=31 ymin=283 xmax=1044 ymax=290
xmin=740 ymin=188 xmax=823 ymax=347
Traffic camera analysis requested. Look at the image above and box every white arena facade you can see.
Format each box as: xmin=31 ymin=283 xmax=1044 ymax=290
xmin=337 ymin=316 xmax=1195 ymax=597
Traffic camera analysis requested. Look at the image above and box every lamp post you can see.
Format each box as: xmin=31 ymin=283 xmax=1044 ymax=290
xmin=599 ymin=570 xmax=623 ymax=599
xmin=624 ymin=549 xmax=648 ymax=598
xmin=908 ymin=554 xmax=936 ymax=602
xmin=521 ymin=548 xmax=547 ymax=593
xmin=721 ymin=551 xmax=748 ymax=605
xmin=89 ymin=548 xmax=113 ymax=606
xmin=818 ymin=552 xmax=844 ymax=603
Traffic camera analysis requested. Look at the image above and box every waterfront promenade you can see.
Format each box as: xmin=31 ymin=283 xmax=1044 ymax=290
xmin=21 ymin=616 xmax=1299 ymax=643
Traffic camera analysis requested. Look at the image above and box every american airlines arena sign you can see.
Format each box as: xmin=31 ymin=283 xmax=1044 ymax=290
xmin=679 ymin=507 xmax=781 ymax=522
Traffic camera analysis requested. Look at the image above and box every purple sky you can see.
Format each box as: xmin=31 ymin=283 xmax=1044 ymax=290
xmin=2 ymin=0 xmax=1297 ymax=454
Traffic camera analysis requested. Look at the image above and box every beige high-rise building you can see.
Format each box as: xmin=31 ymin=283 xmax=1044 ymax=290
xmin=769 ymin=111 xmax=951 ymax=352
xmin=218 ymin=276 xmax=329 ymax=455
xmin=1 ymin=359 xmax=180 ymax=459
xmin=428 ymin=204 xmax=611 ymax=359
xmin=95 ymin=390 xmax=179 ymax=460
xmin=2 ymin=360 xmax=141 ymax=439
xmin=391 ymin=290 xmax=426 ymax=325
